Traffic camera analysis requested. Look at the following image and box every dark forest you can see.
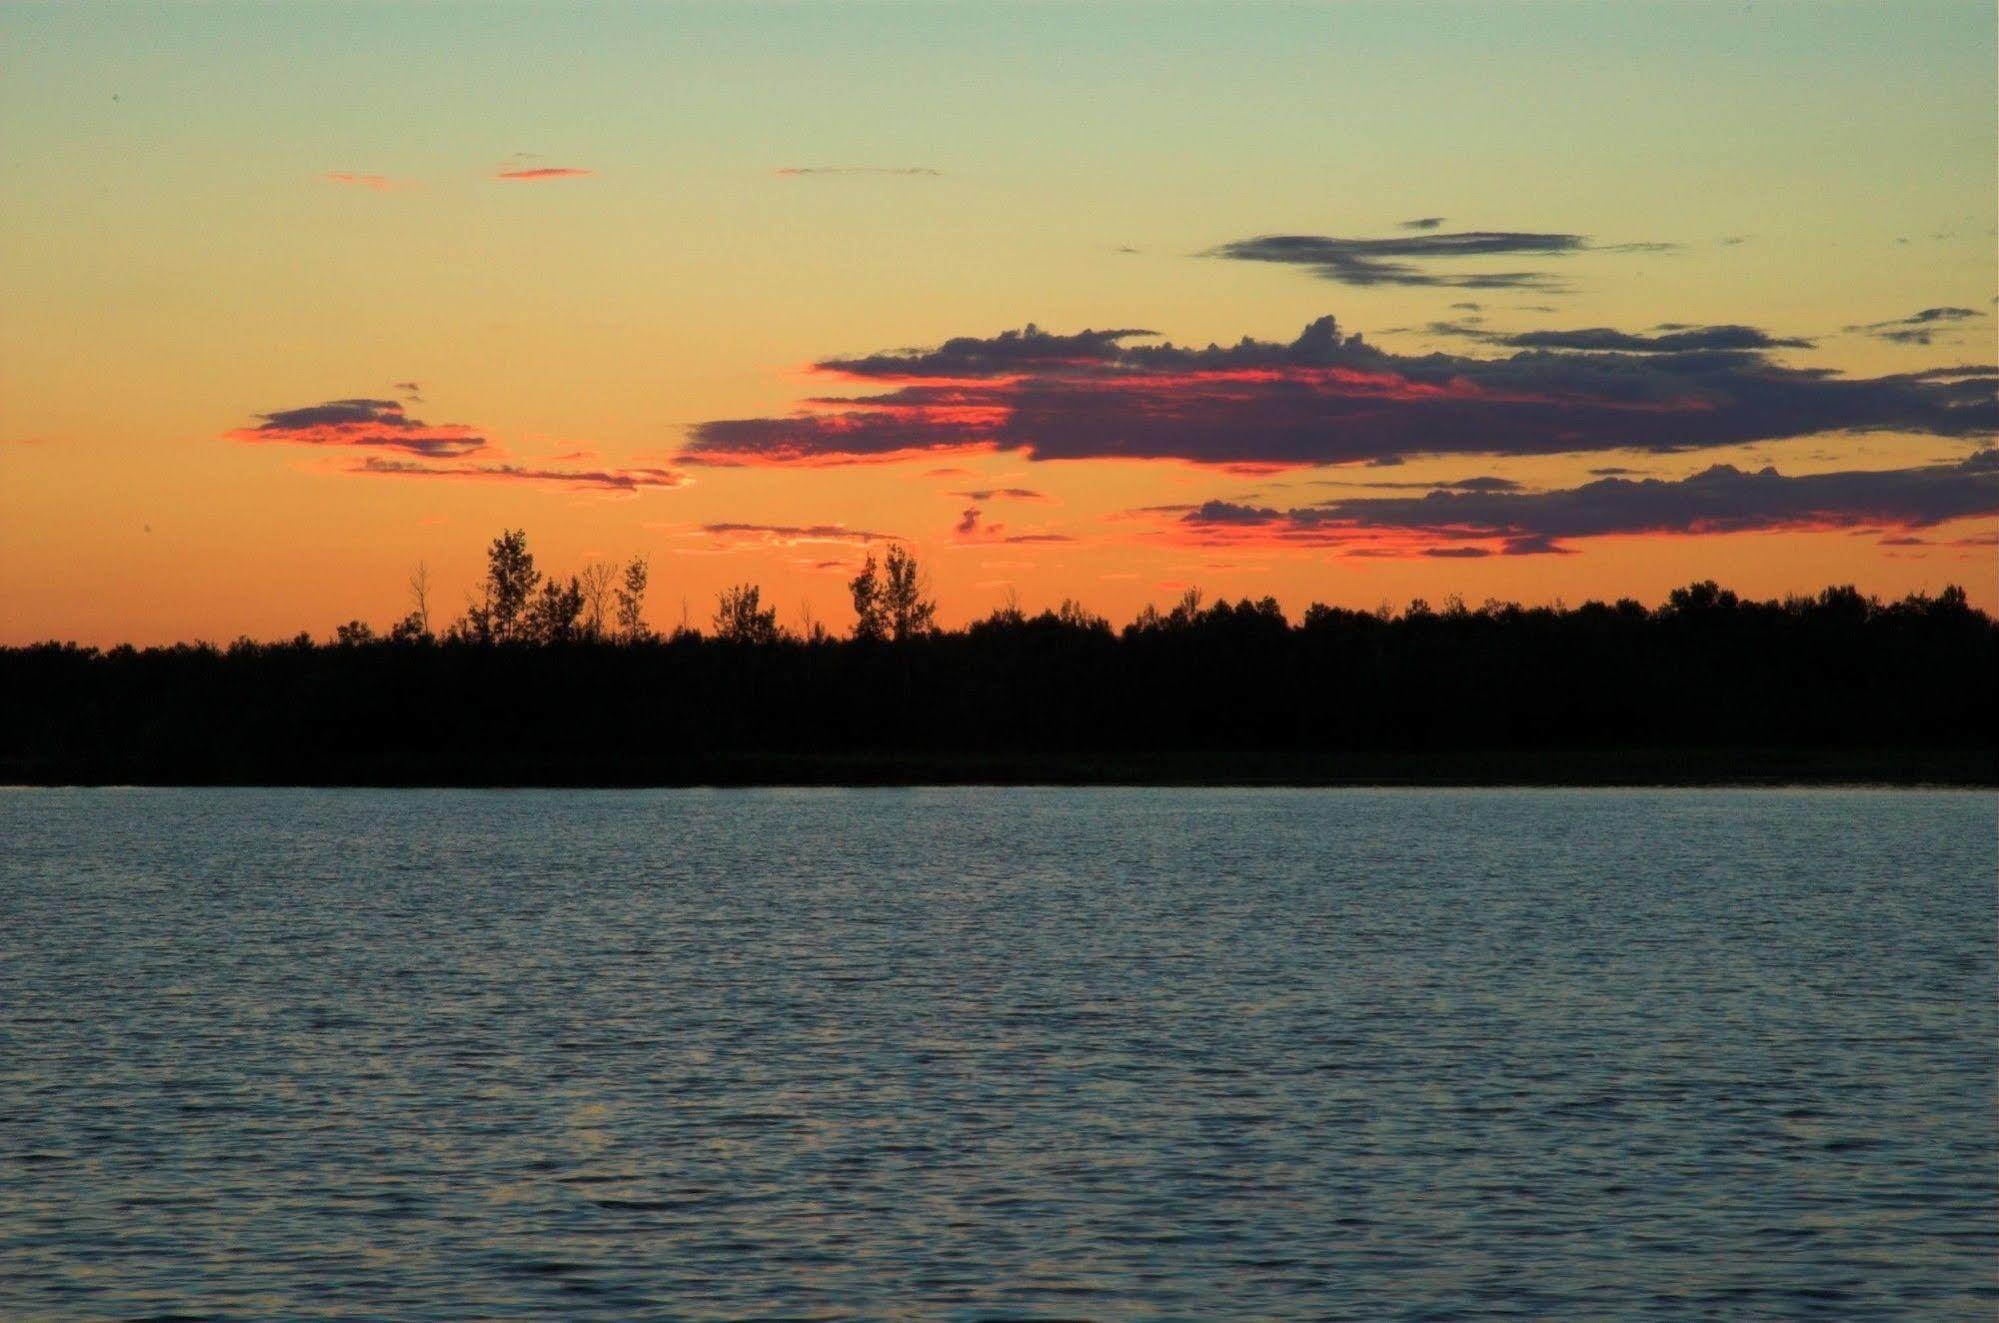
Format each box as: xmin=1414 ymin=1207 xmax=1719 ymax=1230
xmin=4 ymin=530 xmax=1993 ymax=785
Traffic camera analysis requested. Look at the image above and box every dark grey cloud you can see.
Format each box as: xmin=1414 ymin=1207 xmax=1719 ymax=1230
xmin=1419 ymin=321 xmax=1813 ymax=352
xmin=684 ymin=314 xmax=1997 ymax=469
xmin=1500 ymin=325 xmax=1813 ymax=352
xmin=1206 ymin=230 xmax=1596 ymax=289
xmin=1167 ymin=452 xmax=1999 ymax=555
xmin=1401 ymin=217 xmax=1446 ymax=230
xmin=820 ymin=324 xmax=1157 ymax=379
xmin=1847 ymin=306 xmax=1984 ymax=346
xmin=1313 ymin=475 xmax=1525 ymax=493
xmin=230 ymin=398 xmax=488 ymax=458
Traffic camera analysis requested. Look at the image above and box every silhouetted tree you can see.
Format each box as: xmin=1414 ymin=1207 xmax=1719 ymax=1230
xmin=1166 ymin=587 xmax=1206 ymax=629
xmin=615 ymin=555 xmax=651 ymax=642
xmin=528 ymin=576 xmax=586 ymax=644
xmin=333 ymin=620 xmax=375 ymax=646
xmin=462 ymin=529 xmax=540 ymax=643
xmin=713 ymin=583 xmax=780 ymax=644
xmin=882 ymin=544 xmax=937 ymax=641
xmin=578 ymin=562 xmax=617 ymax=640
xmin=389 ymin=562 xmax=433 ymax=644
xmin=1055 ymin=598 xmax=1111 ymax=633
xmin=850 ymin=554 xmax=888 ymax=642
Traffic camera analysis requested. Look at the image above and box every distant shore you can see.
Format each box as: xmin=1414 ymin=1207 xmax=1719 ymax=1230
xmin=8 ymin=747 xmax=1991 ymax=789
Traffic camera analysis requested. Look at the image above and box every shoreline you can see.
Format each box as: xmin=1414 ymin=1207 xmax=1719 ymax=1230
xmin=7 ymin=748 xmax=1992 ymax=789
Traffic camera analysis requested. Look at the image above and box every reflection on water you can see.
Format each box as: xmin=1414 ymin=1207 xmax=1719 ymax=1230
xmin=2 ymin=788 xmax=1993 ymax=1319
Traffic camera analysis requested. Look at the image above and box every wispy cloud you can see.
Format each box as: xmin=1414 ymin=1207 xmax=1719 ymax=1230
xmin=227 ymin=398 xmax=487 ymax=459
xmin=683 ymin=315 xmax=1996 ymax=470
xmin=357 ymin=457 xmax=686 ymax=492
xmin=949 ymin=487 xmax=1050 ymax=502
xmin=323 ymin=172 xmax=410 ymax=191
xmin=229 ymin=394 xmax=685 ymax=494
xmin=696 ymin=522 xmax=900 ymax=547
xmin=1846 ymin=306 xmax=1983 ymax=346
xmin=775 ymin=165 xmax=941 ymax=177
xmin=1204 ymin=228 xmax=1670 ymax=290
xmin=495 ymin=167 xmax=593 ymax=182
xmin=1416 ymin=320 xmax=1813 ymax=353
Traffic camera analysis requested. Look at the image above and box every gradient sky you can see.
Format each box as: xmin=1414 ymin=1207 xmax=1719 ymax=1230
xmin=3 ymin=0 xmax=1993 ymax=645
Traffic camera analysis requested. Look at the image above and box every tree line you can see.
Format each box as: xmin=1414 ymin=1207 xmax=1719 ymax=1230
xmin=3 ymin=528 xmax=1992 ymax=784
xmin=327 ymin=530 xmax=940 ymax=648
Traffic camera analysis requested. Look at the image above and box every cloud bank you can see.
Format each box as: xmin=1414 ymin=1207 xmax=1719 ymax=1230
xmin=1162 ymin=452 xmax=1999 ymax=556
xmin=683 ymin=315 xmax=1997 ymax=470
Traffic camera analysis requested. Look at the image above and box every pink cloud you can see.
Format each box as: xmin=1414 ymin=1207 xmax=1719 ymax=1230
xmin=495 ymin=167 xmax=593 ymax=182
xmin=323 ymin=173 xmax=409 ymax=191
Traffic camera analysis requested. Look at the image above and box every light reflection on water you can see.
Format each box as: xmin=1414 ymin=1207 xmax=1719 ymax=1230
xmin=2 ymin=788 xmax=1993 ymax=1319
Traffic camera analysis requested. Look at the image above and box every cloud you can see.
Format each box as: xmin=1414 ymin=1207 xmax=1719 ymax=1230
xmin=1416 ymin=320 xmax=1811 ymax=353
xmin=1847 ymin=306 xmax=1984 ymax=346
xmin=357 ymin=457 xmax=686 ymax=492
xmin=950 ymin=487 xmax=1050 ymax=502
xmin=227 ymin=398 xmax=488 ymax=458
xmin=697 ymin=522 xmax=898 ymax=547
xmin=1495 ymin=325 xmax=1813 ymax=352
xmin=955 ymin=506 xmax=981 ymax=535
xmin=817 ymin=324 xmax=1158 ymax=379
xmin=682 ymin=314 xmax=1997 ymax=470
xmin=1204 ymin=229 xmax=1667 ymax=290
xmin=495 ymin=167 xmax=593 ymax=181
xmin=775 ymin=166 xmax=941 ymax=177
xmin=1401 ymin=217 xmax=1446 ymax=230
xmin=231 ymin=395 xmax=689 ymax=493
xmin=1314 ymin=475 xmax=1526 ymax=493
xmin=323 ymin=172 xmax=408 ymax=191
xmin=1159 ymin=452 xmax=1999 ymax=556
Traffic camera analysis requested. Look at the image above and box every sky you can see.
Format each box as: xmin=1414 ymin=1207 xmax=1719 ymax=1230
xmin=1 ymin=0 xmax=1993 ymax=645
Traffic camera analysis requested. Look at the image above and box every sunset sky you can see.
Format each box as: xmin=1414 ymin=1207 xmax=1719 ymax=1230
xmin=2 ymin=0 xmax=1993 ymax=645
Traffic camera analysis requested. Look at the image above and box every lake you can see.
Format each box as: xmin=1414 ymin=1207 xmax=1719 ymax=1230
xmin=2 ymin=788 xmax=1992 ymax=1318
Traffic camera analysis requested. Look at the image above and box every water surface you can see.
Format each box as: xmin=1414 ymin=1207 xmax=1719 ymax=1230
xmin=2 ymin=788 xmax=1992 ymax=1318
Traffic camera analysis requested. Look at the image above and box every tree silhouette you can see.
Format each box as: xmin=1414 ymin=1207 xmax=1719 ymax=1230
xmin=882 ymin=544 xmax=937 ymax=641
xmin=849 ymin=554 xmax=888 ymax=642
xmin=462 ymin=529 xmax=540 ymax=643
xmin=528 ymin=576 xmax=586 ymax=644
xmin=389 ymin=561 xmax=433 ymax=642
xmin=615 ymin=555 xmax=651 ymax=642
xmin=577 ymin=562 xmax=617 ymax=641
xmin=713 ymin=583 xmax=780 ymax=644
